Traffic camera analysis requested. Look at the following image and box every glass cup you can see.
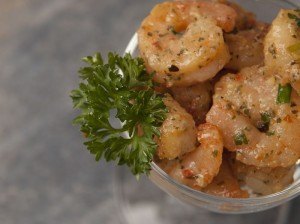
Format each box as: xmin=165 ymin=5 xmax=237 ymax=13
xmin=121 ymin=0 xmax=300 ymax=215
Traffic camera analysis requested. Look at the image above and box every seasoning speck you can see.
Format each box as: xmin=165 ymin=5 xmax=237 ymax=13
xmin=168 ymin=64 xmax=180 ymax=72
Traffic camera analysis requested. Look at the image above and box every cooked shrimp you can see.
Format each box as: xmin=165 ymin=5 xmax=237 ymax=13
xmin=207 ymin=65 xmax=300 ymax=167
xmin=229 ymin=156 xmax=295 ymax=195
xmin=156 ymin=94 xmax=197 ymax=160
xmin=170 ymin=0 xmax=237 ymax=32
xmin=225 ymin=22 xmax=269 ymax=71
xmin=138 ymin=1 xmax=237 ymax=87
xmin=215 ymin=0 xmax=256 ymax=30
xmin=264 ymin=9 xmax=300 ymax=93
xmin=202 ymin=155 xmax=249 ymax=198
xmin=157 ymin=123 xmax=223 ymax=188
xmin=171 ymin=82 xmax=212 ymax=124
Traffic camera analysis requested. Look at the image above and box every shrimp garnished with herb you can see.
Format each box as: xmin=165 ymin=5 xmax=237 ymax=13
xmin=171 ymin=82 xmax=212 ymax=124
xmin=138 ymin=1 xmax=237 ymax=87
xmin=225 ymin=22 xmax=269 ymax=71
xmin=156 ymin=94 xmax=197 ymax=160
xmin=158 ymin=123 xmax=223 ymax=188
xmin=207 ymin=65 xmax=300 ymax=168
xmin=264 ymin=9 xmax=300 ymax=93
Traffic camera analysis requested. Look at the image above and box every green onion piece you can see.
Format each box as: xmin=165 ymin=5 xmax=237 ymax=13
xmin=277 ymin=83 xmax=292 ymax=104
xmin=234 ymin=131 xmax=249 ymax=145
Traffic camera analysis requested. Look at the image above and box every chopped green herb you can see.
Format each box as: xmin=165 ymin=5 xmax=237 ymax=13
xmin=266 ymin=131 xmax=275 ymax=136
xmin=168 ymin=26 xmax=179 ymax=35
xmin=258 ymin=111 xmax=274 ymax=132
xmin=236 ymin=85 xmax=242 ymax=93
xmin=212 ymin=150 xmax=218 ymax=158
xmin=268 ymin=43 xmax=277 ymax=59
xmin=264 ymin=152 xmax=271 ymax=159
xmin=261 ymin=112 xmax=272 ymax=124
xmin=234 ymin=131 xmax=249 ymax=145
xmin=245 ymin=127 xmax=252 ymax=132
xmin=240 ymin=103 xmax=251 ymax=118
xmin=70 ymin=52 xmax=168 ymax=176
xmin=288 ymin=10 xmax=300 ymax=27
xmin=177 ymin=49 xmax=185 ymax=56
xmin=277 ymin=83 xmax=292 ymax=104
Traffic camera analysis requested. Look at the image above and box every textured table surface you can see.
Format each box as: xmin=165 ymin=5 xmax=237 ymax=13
xmin=0 ymin=0 xmax=300 ymax=223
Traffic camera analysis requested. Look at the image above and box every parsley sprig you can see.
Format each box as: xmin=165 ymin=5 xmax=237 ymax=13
xmin=70 ymin=53 xmax=167 ymax=176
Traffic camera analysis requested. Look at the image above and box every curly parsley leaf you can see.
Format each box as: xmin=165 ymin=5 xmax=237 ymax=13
xmin=70 ymin=53 xmax=167 ymax=176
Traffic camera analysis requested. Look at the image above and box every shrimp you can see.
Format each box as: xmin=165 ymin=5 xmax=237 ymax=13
xmin=202 ymin=155 xmax=249 ymax=198
xmin=224 ymin=22 xmax=269 ymax=71
xmin=229 ymin=156 xmax=295 ymax=195
xmin=157 ymin=123 xmax=223 ymax=188
xmin=264 ymin=9 xmax=300 ymax=94
xmin=138 ymin=1 xmax=237 ymax=87
xmin=215 ymin=0 xmax=257 ymax=30
xmin=170 ymin=81 xmax=213 ymax=124
xmin=156 ymin=94 xmax=197 ymax=160
xmin=206 ymin=65 xmax=300 ymax=167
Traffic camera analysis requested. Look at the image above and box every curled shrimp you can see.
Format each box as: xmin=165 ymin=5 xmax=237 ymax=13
xmin=207 ymin=65 xmax=300 ymax=167
xmin=216 ymin=0 xmax=256 ymax=30
xmin=224 ymin=22 xmax=269 ymax=71
xmin=264 ymin=9 xmax=300 ymax=93
xmin=171 ymin=81 xmax=213 ymax=124
xmin=157 ymin=123 xmax=223 ymax=188
xmin=229 ymin=155 xmax=295 ymax=195
xmin=138 ymin=1 xmax=237 ymax=87
xmin=156 ymin=94 xmax=197 ymax=160
xmin=202 ymin=154 xmax=249 ymax=198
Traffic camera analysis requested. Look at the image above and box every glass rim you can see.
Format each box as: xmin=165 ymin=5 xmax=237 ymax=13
xmin=150 ymin=161 xmax=300 ymax=205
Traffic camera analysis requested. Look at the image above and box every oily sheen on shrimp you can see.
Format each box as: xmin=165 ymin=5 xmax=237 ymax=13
xmin=157 ymin=123 xmax=223 ymax=188
xmin=264 ymin=10 xmax=300 ymax=93
xmin=138 ymin=1 xmax=236 ymax=87
xmin=207 ymin=65 xmax=300 ymax=168
xmin=156 ymin=95 xmax=197 ymax=160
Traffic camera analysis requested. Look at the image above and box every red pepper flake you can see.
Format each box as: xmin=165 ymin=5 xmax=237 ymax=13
xmin=182 ymin=169 xmax=194 ymax=178
xmin=152 ymin=41 xmax=162 ymax=50
xmin=283 ymin=115 xmax=292 ymax=123
xmin=235 ymin=74 xmax=243 ymax=81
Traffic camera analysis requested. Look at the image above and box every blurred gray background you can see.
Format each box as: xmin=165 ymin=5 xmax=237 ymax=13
xmin=0 ymin=0 xmax=300 ymax=223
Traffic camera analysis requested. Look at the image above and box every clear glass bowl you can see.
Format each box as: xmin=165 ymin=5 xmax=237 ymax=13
xmin=123 ymin=0 xmax=300 ymax=214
